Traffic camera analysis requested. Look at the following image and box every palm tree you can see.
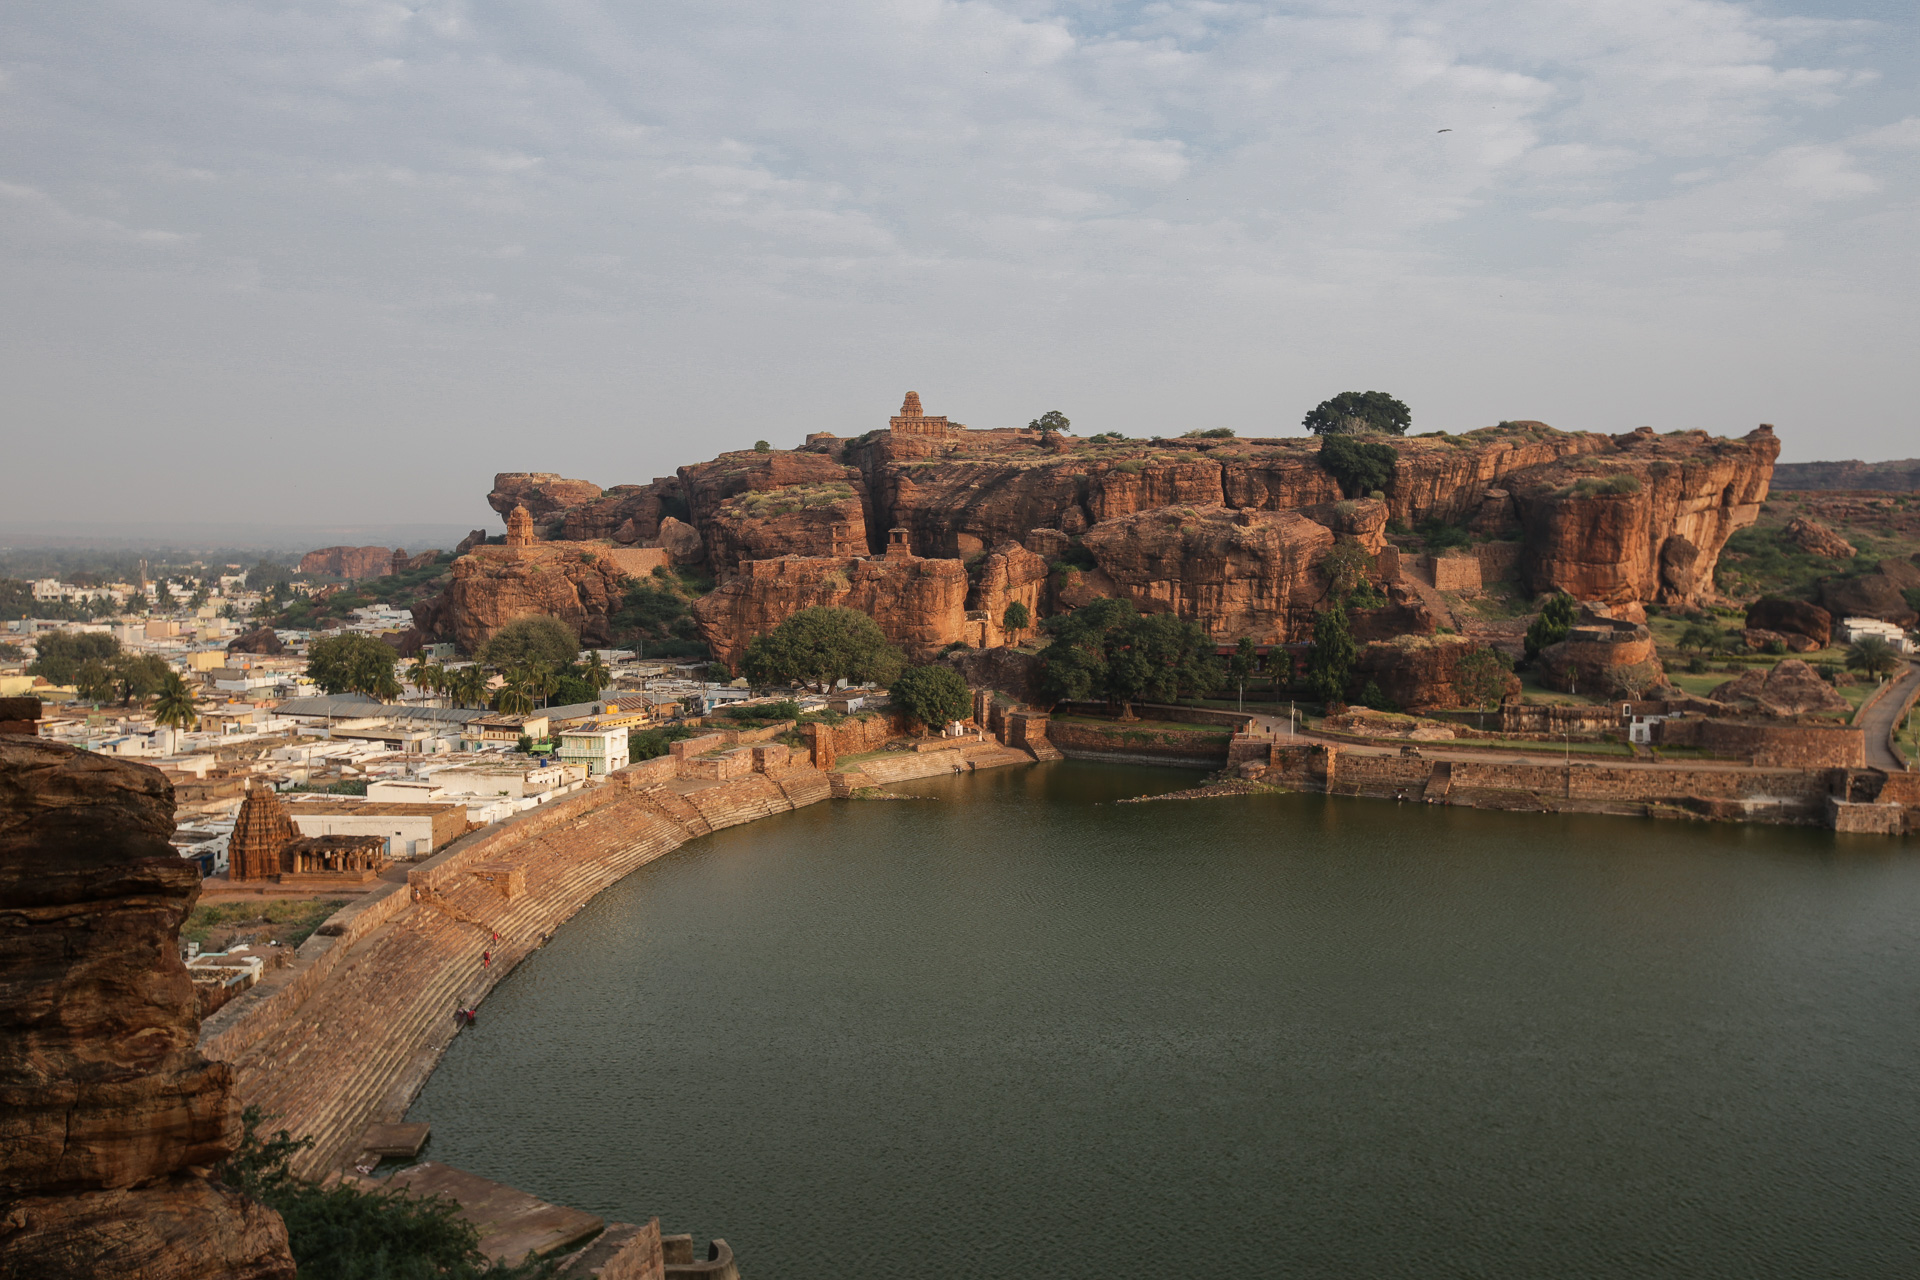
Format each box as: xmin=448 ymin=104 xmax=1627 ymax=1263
xmin=580 ymin=650 xmax=611 ymax=696
xmin=152 ymin=673 xmax=199 ymax=732
xmin=1846 ymin=635 xmax=1902 ymax=683
xmin=451 ymin=666 xmax=490 ymax=709
xmin=494 ymin=680 xmax=535 ymax=717
xmin=523 ymin=662 xmax=559 ymax=709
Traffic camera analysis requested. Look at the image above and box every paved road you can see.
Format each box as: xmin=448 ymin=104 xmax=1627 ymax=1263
xmin=1859 ymin=659 xmax=1920 ymax=773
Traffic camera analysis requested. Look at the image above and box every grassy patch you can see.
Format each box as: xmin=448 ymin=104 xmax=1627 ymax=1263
xmin=184 ymin=899 xmax=346 ymax=948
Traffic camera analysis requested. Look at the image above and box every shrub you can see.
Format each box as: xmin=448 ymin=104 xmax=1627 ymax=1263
xmin=1182 ymin=428 xmax=1236 ymax=439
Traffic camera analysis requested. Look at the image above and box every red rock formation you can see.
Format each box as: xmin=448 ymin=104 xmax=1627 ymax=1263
xmin=1513 ymin=426 xmax=1778 ymax=605
xmin=1081 ymin=506 xmax=1334 ymax=642
xmin=0 ymin=739 xmax=295 ymax=1280
xmin=487 ymin=472 xmax=604 ymax=524
xmin=1745 ymin=598 xmax=1831 ymax=648
xmin=1711 ymin=659 xmax=1850 ymax=716
xmin=1784 ymin=517 xmax=1855 ymax=559
xmin=692 ymin=554 xmax=969 ymax=670
xmin=1820 ymin=571 xmax=1919 ymax=625
xmin=422 ymin=543 xmax=652 ymax=652
xmin=969 ymin=540 xmax=1050 ymax=646
xmin=226 ymin=627 xmax=285 ymax=656
xmin=296 ymin=546 xmax=391 ymax=580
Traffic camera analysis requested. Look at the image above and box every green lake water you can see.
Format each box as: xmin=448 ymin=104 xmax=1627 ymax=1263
xmin=407 ymin=762 xmax=1920 ymax=1278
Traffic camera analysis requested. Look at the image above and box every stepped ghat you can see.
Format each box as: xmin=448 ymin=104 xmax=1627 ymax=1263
xmin=199 ymin=720 xmax=1038 ymax=1181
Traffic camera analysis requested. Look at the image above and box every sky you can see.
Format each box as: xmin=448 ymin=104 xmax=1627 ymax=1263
xmin=3 ymin=0 xmax=1916 ymax=529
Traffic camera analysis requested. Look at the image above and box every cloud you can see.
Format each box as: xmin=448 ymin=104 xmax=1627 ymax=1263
xmin=0 ymin=0 xmax=1914 ymax=521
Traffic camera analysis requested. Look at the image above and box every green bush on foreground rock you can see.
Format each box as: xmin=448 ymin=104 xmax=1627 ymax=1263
xmin=218 ymin=1107 xmax=557 ymax=1280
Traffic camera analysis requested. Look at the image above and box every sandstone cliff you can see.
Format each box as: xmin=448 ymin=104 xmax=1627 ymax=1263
xmin=296 ymin=545 xmax=392 ymax=580
xmin=426 ymin=404 xmax=1778 ymax=666
xmin=0 ymin=739 xmax=295 ymax=1280
xmin=692 ymin=553 xmax=969 ymax=669
xmin=416 ymin=542 xmax=663 ymax=652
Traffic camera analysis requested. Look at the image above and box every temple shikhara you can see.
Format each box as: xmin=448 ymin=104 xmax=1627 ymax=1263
xmin=227 ymin=782 xmax=393 ymax=886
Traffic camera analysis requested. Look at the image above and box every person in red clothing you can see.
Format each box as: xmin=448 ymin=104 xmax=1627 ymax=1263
xmin=482 ymin=949 xmax=491 ymax=968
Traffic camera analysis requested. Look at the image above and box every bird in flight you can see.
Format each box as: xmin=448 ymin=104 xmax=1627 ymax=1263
xmin=1437 ymin=128 xmax=1452 ymax=133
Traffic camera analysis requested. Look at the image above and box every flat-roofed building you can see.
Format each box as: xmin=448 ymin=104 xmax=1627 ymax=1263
xmin=556 ymin=726 xmax=629 ymax=778
xmin=282 ymin=798 xmax=467 ymax=858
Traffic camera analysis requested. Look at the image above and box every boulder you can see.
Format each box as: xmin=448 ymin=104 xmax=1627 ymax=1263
xmin=1744 ymin=597 xmax=1831 ymax=648
xmin=657 ymin=516 xmax=706 ymax=566
xmin=487 ymin=471 xmax=603 ymax=523
xmin=225 ymin=627 xmax=284 ymax=656
xmin=0 ymin=739 xmax=295 ymax=1279
xmin=1709 ymin=658 xmax=1850 ymax=716
xmin=1783 ymin=517 xmax=1855 ymax=558
xmin=1741 ymin=628 xmax=1818 ymax=654
xmin=454 ymin=528 xmax=489 ymax=555
xmin=1820 ymin=573 xmax=1919 ymax=626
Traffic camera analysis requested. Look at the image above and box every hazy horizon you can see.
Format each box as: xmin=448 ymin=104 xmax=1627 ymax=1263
xmin=4 ymin=0 xmax=1915 ymax=527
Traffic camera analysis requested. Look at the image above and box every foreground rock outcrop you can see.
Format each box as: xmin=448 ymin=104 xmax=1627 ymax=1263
xmin=0 ymin=739 xmax=295 ymax=1280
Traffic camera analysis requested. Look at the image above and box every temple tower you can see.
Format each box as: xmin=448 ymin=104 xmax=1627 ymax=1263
xmin=229 ymin=780 xmax=295 ymax=882
xmin=889 ymin=391 xmax=963 ymax=438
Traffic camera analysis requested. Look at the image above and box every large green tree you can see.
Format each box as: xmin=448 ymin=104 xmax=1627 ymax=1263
xmin=1524 ymin=593 xmax=1580 ymax=659
xmin=28 ymin=632 xmax=122 ymax=686
xmin=1035 ymin=597 xmax=1223 ymax=715
xmin=890 ymin=664 xmax=973 ymax=731
xmin=1302 ymin=390 xmax=1411 ymax=436
xmin=306 ymin=634 xmax=402 ymax=700
xmin=477 ymin=616 xmax=580 ymax=669
xmin=1305 ymin=602 xmax=1357 ymax=705
xmin=1027 ymin=409 xmax=1071 ymax=442
xmin=741 ymin=607 xmax=905 ymax=692
xmin=1317 ymin=434 xmax=1399 ymax=499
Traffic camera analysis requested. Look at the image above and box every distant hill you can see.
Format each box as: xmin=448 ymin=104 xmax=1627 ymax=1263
xmin=1773 ymin=459 xmax=1920 ymax=491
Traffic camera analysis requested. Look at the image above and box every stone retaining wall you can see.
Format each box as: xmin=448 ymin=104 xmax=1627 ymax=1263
xmin=1048 ymin=718 xmax=1232 ymax=767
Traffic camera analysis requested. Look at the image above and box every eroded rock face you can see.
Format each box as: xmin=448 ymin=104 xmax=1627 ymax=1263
xmin=419 ymin=544 xmax=644 ymax=652
xmin=691 ymin=554 xmax=970 ymax=670
xmin=1711 ymin=659 xmax=1850 ymax=716
xmin=1351 ymin=636 xmax=1520 ymax=710
xmin=296 ymin=546 xmax=391 ymax=580
xmin=1745 ymin=598 xmax=1832 ymax=648
xmin=970 ymin=541 xmax=1050 ymax=646
xmin=0 ymin=739 xmax=295 ymax=1280
xmin=430 ymin=412 xmax=1778 ymax=661
xmin=488 ymin=472 xmax=604 ymax=524
xmin=1513 ymin=426 xmax=1778 ymax=605
xmin=1784 ymin=517 xmax=1855 ymax=559
xmin=1081 ymin=506 xmax=1333 ymax=642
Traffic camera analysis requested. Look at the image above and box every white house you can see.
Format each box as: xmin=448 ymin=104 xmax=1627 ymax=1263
xmin=1838 ymin=617 xmax=1913 ymax=653
xmin=557 ymin=727 xmax=629 ymax=778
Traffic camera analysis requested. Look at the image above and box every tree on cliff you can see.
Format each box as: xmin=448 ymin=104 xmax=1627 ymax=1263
xmin=306 ymin=634 xmax=403 ymax=701
xmin=1523 ymin=593 xmax=1579 ymax=660
xmin=478 ymin=616 xmax=579 ymax=669
xmin=1002 ymin=600 xmax=1031 ymax=644
xmin=1305 ymin=603 xmax=1356 ymax=705
xmin=891 ymin=663 xmax=973 ymax=731
xmin=1317 ymin=434 xmax=1399 ymax=499
xmin=742 ymin=606 xmax=905 ymax=692
xmin=1303 ymin=390 xmax=1410 ymax=436
xmin=1028 ymin=409 xmax=1071 ymax=442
